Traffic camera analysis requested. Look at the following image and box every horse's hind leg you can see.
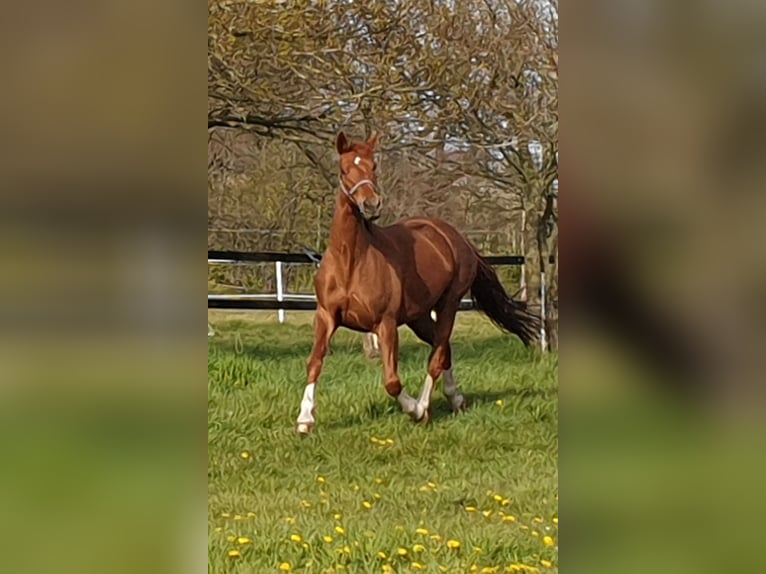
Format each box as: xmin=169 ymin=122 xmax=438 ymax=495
xmin=406 ymin=315 xmax=437 ymax=423
xmin=429 ymin=306 xmax=467 ymax=414
xmin=407 ymin=308 xmax=466 ymax=420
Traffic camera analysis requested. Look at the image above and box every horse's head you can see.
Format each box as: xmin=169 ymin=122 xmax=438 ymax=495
xmin=336 ymin=131 xmax=381 ymax=221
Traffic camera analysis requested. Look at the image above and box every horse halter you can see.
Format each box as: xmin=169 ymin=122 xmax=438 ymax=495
xmin=340 ymin=177 xmax=377 ymax=198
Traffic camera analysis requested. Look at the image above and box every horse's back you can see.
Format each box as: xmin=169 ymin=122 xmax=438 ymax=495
xmin=395 ymin=217 xmax=476 ymax=265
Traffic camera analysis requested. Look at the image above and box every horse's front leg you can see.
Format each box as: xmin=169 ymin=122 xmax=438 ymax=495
xmin=377 ymin=319 xmax=427 ymax=423
xmin=296 ymin=307 xmax=337 ymax=434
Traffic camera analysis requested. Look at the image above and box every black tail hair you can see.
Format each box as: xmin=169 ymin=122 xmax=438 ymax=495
xmin=471 ymin=256 xmax=540 ymax=346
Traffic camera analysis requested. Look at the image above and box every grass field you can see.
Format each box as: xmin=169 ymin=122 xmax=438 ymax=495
xmin=208 ymin=310 xmax=558 ymax=573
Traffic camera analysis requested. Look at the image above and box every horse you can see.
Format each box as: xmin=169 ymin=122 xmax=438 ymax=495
xmin=296 ymin=132 xmax=539 ymax=434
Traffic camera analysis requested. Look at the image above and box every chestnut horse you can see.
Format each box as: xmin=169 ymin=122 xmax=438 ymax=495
xmin=296 ymin=132 xmax=538 ymax=434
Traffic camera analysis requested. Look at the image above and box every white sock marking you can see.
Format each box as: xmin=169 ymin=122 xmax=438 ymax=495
xmin=297 ymin=383 xmax=316 ymax=431
xmin=397 ymin=390 xmax=424 ymax=420
xmin=443 ymin=368 xmax=465 ymax=411
xmin=418 ymin=374 xmax=435 ymax=412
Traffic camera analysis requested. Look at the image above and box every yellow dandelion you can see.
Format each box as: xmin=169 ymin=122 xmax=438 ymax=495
xmin=354 ymin=541 xmax=360 ymax=547
xmin=373 ymin=492 xmax=382 ymax=500
xmin=384 ymin=438 xmax=394 ymax=445
xmin=415 ymin=528 xmax=429 ymax=535
xmin=543 ymin=536 xmax=554 ymax=547
xmin=227 ymin=549 xmax=241 ymax=558
xmin=234 ymin=514 xmax=244 ymax=521
xmin=226 ymin=535 xmax=236 ymax=542
xmin=413 ymin=543 xmax=425 ymax=553
xmin=482 ymin=567 xmax=500 ymax=574
xmin=482 ymin=510 xmax=493 ymax=518
xmin=419 ymin=485 xmax=430 ymax=492
xmin=533 ymin=517 xmax=543 ymax=523
xmin=214 ymin=526 xmax=222 ymax=532
xmin=502 ymin=515 xmax=517 ymax=523
xmin=532 ymin=530 xmax=539 ymax=537
xmin=447 ymin=539 xmax=461 ymax=550
xmin=323 ymin=535 xmax=334 ymax=543
xmin=473 ymin=546 xmax=484 ymax=553
xmin=439 ymin=566 xmax=449 ymax=573
xmin=335 ymin=525 xmax=346 ymax=535
xmin=377 ymin=551 xmax=387 ymax=559
xmin=552 ymin=517 xmax=558 ymax=525
xmin=508 ymin=566 xmax=522 ymax=572
xmin=412 ymin=563 xmax=425 ymax=570
xmin=371 ymin=436 xmax=381 ymax=444
xmin=541 ymin=560 xmax=552 ymax=568
xmin=465 ymin=506 xmax=477 ymax=512
xmin=352 ymin=484 xmax=360 ymax=491
xmin=317 ymin=476 xmax=326 ymax=484
xmin=362 ymin=501 xmax=373 ymax=509
xmin=470 ymin=566 xmax=479 ymax=573
xmin=334 ymin=513 xmax=343 ymax=521
xmin=383 ymin=565 xmax=394 ymax=574
xmin=221 ymin=512 xmax=231 ymax=518
xmin=247 ymin=511 xmax=256 ymax=518
xmin=374 ymin=477 xmax=383 ymax=484
xmin=237 ymin=536 xmax=251 ymax=545
xmin=285 ymin=516 xmax=296 ymax=524
xmin=397 ymin=547 xmax=409 ymax=556
xmin=520 ymin=525 xmax=529 ymax=530
xmin=430 ymin=534 xmax=443 ymax=542
xmin=494 ymin=494 xmax=503 ymax=502
xmin=427 ymin=481 xmax=437 ymax=488
xmin=240 ymin=451 xmax=250 ymax=459
xmin=501 ymin=499 xmax=510 ymax=506
xmin=278 ymin=562 xmax=292 ymax=572
xmin=290 ymin=534 xmax=303 ymax=543
xmin=342 ymin=545 xmax=351 ymax=555
xmin=301 ymin=500 xmax=312 ymax=509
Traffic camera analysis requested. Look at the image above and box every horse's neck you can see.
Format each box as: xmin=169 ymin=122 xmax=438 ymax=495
xmin=328 ymin=192 xmax=370 ymax=272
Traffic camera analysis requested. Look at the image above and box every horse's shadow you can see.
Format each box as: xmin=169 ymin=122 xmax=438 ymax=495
xmin=325 ymin=388 xmax=556 ymax=430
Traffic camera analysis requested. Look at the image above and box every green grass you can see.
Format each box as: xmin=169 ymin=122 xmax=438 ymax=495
xmin=208 ymin=311 xmax=558 ymax=574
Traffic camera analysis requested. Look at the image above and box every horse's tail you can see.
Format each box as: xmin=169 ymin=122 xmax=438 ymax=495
xmin=470 ymin=255 xmax=539 ymax=347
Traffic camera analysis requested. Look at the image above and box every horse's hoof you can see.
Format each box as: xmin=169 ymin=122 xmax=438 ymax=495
xmin=415 ymin=409 xmax=431 ymax=425
xmin=296 ymin=422 xmax=314 ymax=435
xmin=452 ymin=397 xmax=468 ymax=414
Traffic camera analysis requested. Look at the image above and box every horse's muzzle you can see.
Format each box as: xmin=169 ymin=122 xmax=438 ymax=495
xmin=361 ymin=198 xmax=382 ymax=221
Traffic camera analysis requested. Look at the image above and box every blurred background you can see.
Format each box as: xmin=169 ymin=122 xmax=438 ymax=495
xmin=0 ymin=1 xmax=204 ymax=573
xmin=565 ymin=1 xmax=766 ymax=573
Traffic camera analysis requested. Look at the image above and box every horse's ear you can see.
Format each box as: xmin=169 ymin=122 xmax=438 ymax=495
xmin=367 ymin=133 xmax=379 ymax=149
xmin=336 ymin=132 xmax=350 ymax=154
